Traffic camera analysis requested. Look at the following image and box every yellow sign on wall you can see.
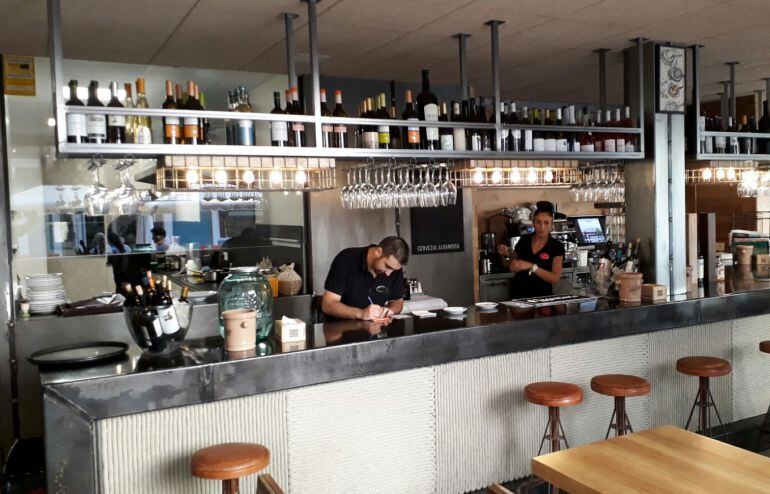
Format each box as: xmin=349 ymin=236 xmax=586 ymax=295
xmin=3 ymin=55 xmax=36 ymax=96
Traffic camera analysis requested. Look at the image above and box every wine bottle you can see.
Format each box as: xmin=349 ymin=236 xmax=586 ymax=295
xmin=133 ymin=78 xmax=152 ymax=144
xmin=727 ymin=117 xmax=739 ymax=154
xmin=493 ymin=101 xmax=509 ymax=151
xmin=439 ymin=102 xmax=453 ymax=151
xmin=543 ymin=109 xmax=556 ymax=152
xmin=508 ymin=102 xmax=521 ymax=152
xmin=224 ymin=90 xmax=234 ymax=145
xmin=270 ymin=91 xmax=289 ymax=147
xmin=566 ymin=105 xmax=578 ymax=152
xmin=377 ymin=93 xmax=391 ymax=149
xmin=320 ymin=88 xmax=333 ymax=148
xmin=134 ymin=285 xmax=146 ymax=307
xmin=532 ymin=109 xmax=545 ymax=152
xmin=162 ymin=80 xmax=180 ymax=145
xmin=157 ymin=279 xmax=180 ymax=335
xmin=759 ymin=100 xmax=770 ymax=154
xmin=289 ymin=86 xmax=306 ymax=147
xmin=478 ymin=98 xmax=492 ymax=151
xmin=402 ymin=90 xmax=420 ymax=149
xmin=389 ymin=95 xmax=401 ymax=149
xmin=468 ymin=98 xmax=482 ymax=151
xmin=123 ymin=82 xmax=136 ymax=143
xmin=417 ymin=69 xmax=439 ymax=150
xmin=284 ymin=89 xmax=295 ymax=147
xmin=362 ymin=98 xmax=378 ymax=149
xmin=594 ymin=112 xmax=604 ymax=152
xmin=614 ymin=108 xmax=625 ymax=153
xmin=603 ymin=110 xmax=616 ymax=153
xmin=451 ymin=101 xmax=466 ymax=151
xmin=237 ymin=85 xmax=255 ymax=146
xmin=198 ymin=89 xmax=210 ymax=144
xmin=183 ymin=81 xmax=201 ymax=145
xmin=179 ymin=286 xmax=189 ymax=303
xmin=106 ymin=81 xmax=126 ymax=144
xmin=579 ymin=111 xmax=595 ymax=152
xmin=66 ymin=80 xmax=87 ymax=143
xmin=555 ymin=108 xmax=568 ymax=152
xmin=86 ymin=81 xmax=107 ymax=144
xmin=332 ymin=90 xmax=347 ymax=148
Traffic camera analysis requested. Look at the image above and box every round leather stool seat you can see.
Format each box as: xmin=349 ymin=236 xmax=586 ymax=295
xmin=525 ymin=381 xmax=583 ymax=407
xmin=676 ymin=356 xmax=731 ymax=377
xmin=760 ymin=341 xmax=770 ymax=354
xmin=591 ymin=374 xmax=651 ymax=397
xmin=191 ymin=443 xmax=270 ymax=480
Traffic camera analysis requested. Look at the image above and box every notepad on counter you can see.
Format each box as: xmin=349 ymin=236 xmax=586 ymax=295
xmin=412 ymin=310 xmax=436 ymax=318
xmin=391 ymin=313 xmax=412 ymax=319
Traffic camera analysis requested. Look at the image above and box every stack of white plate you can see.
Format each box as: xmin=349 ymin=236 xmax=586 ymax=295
xmin=25 ymin=273 xmax=66 ymax=315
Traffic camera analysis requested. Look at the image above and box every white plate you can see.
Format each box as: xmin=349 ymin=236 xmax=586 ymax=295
xmin=443 ymin=306 xmax=467 ymax=315
xmin=475 ymin=302 xmax=498 ymax=310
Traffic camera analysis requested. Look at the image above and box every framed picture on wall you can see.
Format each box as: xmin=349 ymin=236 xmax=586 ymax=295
xmin=656 ymin=44 xmax=687 ymax=114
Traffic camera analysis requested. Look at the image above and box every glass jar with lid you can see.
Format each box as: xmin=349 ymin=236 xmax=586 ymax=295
xmin=217 ymin=267 xmax=274 ymax=341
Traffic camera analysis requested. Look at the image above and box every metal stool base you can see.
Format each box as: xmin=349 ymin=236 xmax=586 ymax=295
xmin=604 ymin=396 xmax=635 ymax=439
xmin=684 ymin=376 xmax=726 ymax=437
xmin=524 ymin=406 xmax=570 ymax=494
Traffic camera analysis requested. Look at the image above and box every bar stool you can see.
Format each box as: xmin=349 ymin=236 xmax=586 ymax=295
xmin=676 ymin=356 xmax=731 ymax=437
xmin=591 ymin=374 xmax=650 ymax=438
xmin=191 ymin=442 xmax=270 ymax=494
xmin=525 ymin=381 xmax=583 ymax=454
xmin=759 ymin=341 xmax=770 ymax=445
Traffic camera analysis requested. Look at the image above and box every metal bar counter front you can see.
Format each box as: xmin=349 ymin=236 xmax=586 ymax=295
xmin=42 ymin=272 xmax=770 ymax=493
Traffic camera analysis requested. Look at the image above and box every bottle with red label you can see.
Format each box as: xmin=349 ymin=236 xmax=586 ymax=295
xmin=332 ymin=90 xmax=347 ymax=148
xmin=402 ymin=90 xmax=420 ymax=150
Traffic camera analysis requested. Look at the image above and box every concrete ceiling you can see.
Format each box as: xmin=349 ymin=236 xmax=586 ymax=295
xmin=1 ymin=0 xmax=769 ymax=104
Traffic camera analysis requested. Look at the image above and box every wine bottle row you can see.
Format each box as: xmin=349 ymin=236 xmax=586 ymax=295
xmin=63 ymin=70 xmax=639 ymax=154
xmin=699 ymin=103 xmax=770 ymax=155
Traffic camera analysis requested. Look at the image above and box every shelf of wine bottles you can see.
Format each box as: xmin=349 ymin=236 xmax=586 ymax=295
xmin=693 ymin=108 xmax=770 ymax=161
xmin=58 ymin=76 xmax=644 ymax=161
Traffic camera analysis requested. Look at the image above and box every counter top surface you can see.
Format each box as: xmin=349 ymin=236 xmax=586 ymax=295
xmin=41 ymin=269 xmax=770 ymax=419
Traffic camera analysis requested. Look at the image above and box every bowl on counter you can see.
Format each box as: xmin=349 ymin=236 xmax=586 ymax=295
xmin=443 ymin=306 xmax=468 ymax=315
xmin=123 ymin=300 xmax=193 ymax=353
xmin=474 ymin=302 xmax=498 ymax=311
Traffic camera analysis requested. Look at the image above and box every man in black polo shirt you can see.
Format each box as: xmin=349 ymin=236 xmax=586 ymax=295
xmin=322 ymin=236 xmax=410 ymax=320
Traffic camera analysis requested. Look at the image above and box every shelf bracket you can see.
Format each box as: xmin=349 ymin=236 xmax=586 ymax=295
xmin=281 ymin=12 xmax=300 ymax=89
xmin=485 ymin=20 xmax=504 ymax=152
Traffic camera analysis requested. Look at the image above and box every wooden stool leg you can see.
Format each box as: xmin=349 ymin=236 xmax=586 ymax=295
xmin=549 ymin=406 xmax=561 ymax=453
xmin=698 ymin=377 xmax=710 ymax=435
xmin=222 ymin=478 xmax=239 ymax=494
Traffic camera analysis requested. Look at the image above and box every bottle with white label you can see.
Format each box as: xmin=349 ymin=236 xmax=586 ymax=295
xmin=288 ymin=86 xmax=305 ymax=147
xmin=727 ymin=116 xmax=739 ymax=154
xmin=714 ymin=116 xmax=726 ymax=153
xmin=402 ymin=90 xmax=421 ymax=150
xmin=451 ymin=101 xmax=466 ymax=151
xmin=160 ymin=80 xmax=179 ymax=145
xmin=65 ymin=80 xmax=88 ymax=144
xmin=602 ymin=110 xmax=616 ymax=153
xmin=439 ymin=102 xmax=454 ymax=151
xmin=132 ymin=78 xmax=152 ymax=144
xmin=532 ymin=109 xmax=545 ymax=152
xmin=235 ymin=85 xmax=255 ymax=146
xmin=376 ymin=93 xmax=391 ymax=149
xmin=105 ymin=81 xmax=126 ymax=144
xmin=416 ymin=69 xmax=439 ymax=150
xmin=614 ymin=108 xmax=626 ymax=152
xmin=362 ymin=98 xmax=379 ymax=149
xmin=85 ymin=81 xmax=106 ymax=144
xmin=332 ymin=90 xmax=347 ymax=148
xmin=494 ymin=101 xmax=510 ymax=151
xmin=270 ymin=91 xmax=289 ymax=147
xmin=319 ymin=89 xmax=333 ymax=148
xmin=703 ymin=115 xmax=713 ymax=154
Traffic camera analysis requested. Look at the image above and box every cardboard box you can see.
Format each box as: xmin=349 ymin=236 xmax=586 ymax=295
xmin=755 ymin=254 xmax=770 ymax=265
xmin=275 ymin=317 xmax=306 ymax=343
xmin=641 ymin=283 xmax=667 ymax=301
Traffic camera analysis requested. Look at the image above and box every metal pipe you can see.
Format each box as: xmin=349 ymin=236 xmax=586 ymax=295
xmin=691 ymin=45 xmax=701 ymax=154
xmin=596 ymin=48 xmax=610 ymax=114
xmin=755 ymin=90 xmax=764 ymax=121
xmin=727 ymin=61 xmax=739 ymax=120
xmin=303 ymin=0 xmax=322 ymax=148
xmin=765 ymin=78 xmax=770 ymax=106
xmin=633 ymin=38 xmax=645 ymax=152
xmin=454 ymin=33 xmax=470 ymax=100
xmin=282 ymin=13 xmax=300 ymax=89
xmin=485 ymin=20 xmax=504 ymax=151
xmin=47 ymin=0 xmax=66 ymax=150
xmin=720 ymin=81 xmax=730 ymax=122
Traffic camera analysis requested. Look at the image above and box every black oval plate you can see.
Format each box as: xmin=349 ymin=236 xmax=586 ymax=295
xmin=27 ymin=341 xmax=129 ymax=368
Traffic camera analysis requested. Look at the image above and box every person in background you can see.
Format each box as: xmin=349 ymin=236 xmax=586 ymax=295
xmin=322 ymin=236 xmax=409 ymax=321
xmin=151 ymin=226 xmax=169 ymax=252
xmin=106 ymin=221 xmax=150 ymax=291
xmin=497 ymin=201 xmax=564 ymax=299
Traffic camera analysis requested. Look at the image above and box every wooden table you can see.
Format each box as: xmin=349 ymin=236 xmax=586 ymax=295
xmin=532 ymin=425 xmax=770 ymax=493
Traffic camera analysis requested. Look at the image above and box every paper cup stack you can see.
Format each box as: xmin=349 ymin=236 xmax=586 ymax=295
xmin=25 ymin=273 xmax=66 ymax=315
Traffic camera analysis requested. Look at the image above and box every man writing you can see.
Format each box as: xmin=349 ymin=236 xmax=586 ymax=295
xmin=322 ymin=236 xmax=409 ymax=320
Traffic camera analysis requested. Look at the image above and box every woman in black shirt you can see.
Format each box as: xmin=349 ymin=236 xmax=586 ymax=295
xmin=498 ymin=202 xmax=565 ymax=299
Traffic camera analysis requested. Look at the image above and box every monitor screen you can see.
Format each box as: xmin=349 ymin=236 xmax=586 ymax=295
xmin=575 ymin=217 xmax=606 ymax=244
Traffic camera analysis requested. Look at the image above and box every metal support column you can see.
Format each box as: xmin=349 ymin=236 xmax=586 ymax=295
xmin=764 ymin=78 xmax=770 ymax=105
xmin=454 ymin=33 xmax=471 ymax=100
xmin=755 ymin=90 xmax=764 ymax=121
xmin=485 ymin=20 xmax=504 ymax=151
xmin=727 ymin=61 xmax=739 ymax=120
xmin=634 ymin=38 xmax=645 ymax=152
xmin=302 ymin=0 xmax=322 ymax=148
xmin=282 ymin=12 xmax=300 ymax=89
xmin=691 ymin=45 xmax=701 ymax=153
xmin=596 ymin=48 xmax=610 ymax=114
xmin=48 ymin=0 xmax=66 ymax=149
xmin=720 ymin=81 xmax=730 ymax=122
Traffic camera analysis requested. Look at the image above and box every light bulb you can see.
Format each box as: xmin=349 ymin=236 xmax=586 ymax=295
xmin=270 ymin=169 xmax=283 ymax=185
xmin=716 ymin=168 xmax=725 ymax=180
xmin=186 ymin=169 xmax=199 ymax=184
xmin=544 ymin=169 xmax=554 ymax=183
xmin=491 ymin=169 xmax=502 ymax=184
xmin=702 ymin=168 xmax=712 ymax=181
xmin=473 ymin=168 xmax=484 ymax=184
xmin=283 ymin=190 xmax=289 ymax=196
xmin=214 ymin=169 xmax=228 ymax=185
xmin=47 ymin=117 xmax=56 ymax=127
xmin=295 ymin=191 xmax=302 ymax=195
xmin=527 ymin=168 xmax=537 ymax=183
xmin=242 ymin=170 xmax=255 ymax=185
xmin=510 ymin=168 xmax=521 ymax=183
xmin=726 ymin=167 xmax=736 ymax=181
xmin=295 ymin=169 xmax=307 ymax=184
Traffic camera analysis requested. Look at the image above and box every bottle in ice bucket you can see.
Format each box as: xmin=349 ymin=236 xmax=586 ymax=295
xmin=218 ymin=267 xmax=274 ymax=340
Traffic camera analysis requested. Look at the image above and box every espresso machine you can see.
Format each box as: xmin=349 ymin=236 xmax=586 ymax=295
xmin=479 ymin=231 xmax=499 ymax=274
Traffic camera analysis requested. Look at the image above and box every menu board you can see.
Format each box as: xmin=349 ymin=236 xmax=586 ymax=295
xmin=410 ymin=193 xmax=464 ymax=255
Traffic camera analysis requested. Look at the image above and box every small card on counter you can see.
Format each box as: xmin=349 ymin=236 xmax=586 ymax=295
xmin=412 ymin=310 xmax=436 ymax=318
xmin=391 ymin=313 xmax=412 ymax=319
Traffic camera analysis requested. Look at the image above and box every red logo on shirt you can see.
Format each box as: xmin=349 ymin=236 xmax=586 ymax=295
xmin=540 ymin=253 xmax=550 ymax=260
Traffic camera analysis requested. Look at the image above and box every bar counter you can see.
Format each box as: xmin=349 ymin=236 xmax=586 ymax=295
xmin=42 ymin=271 xmax=770 ymax=493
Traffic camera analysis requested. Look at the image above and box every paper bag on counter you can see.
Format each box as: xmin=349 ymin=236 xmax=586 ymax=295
xmin=277 ymin=263 xmax=302 ymax=296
